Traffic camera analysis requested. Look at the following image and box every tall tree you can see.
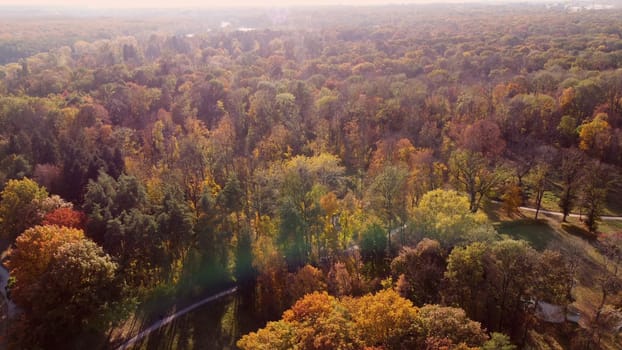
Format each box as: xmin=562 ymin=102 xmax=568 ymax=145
xmin=28 ymin=239 xmax=117 ymax=347
xmin=0 ymin=177 xmax=48 ymax=240
xmin=6 ymin=225 xmax=85 ymax=309
xmin=444 ymin=239 xmax=541 ymax=337
xmin=359 ymin=223 xmax=388 ymax=274
xmin=277 ymin=155 xmax=345 ymax=267
xmin=524 ymin=163 xmax=549 ymax=220
xmin=175 ymin=119 xmax=211 ymax=217
xmin=449 ymin=149 xmax=508 ymax=213
xmin=443 ymin=242 xmax=488 ymax=322
xmin=579 ymin=161 xmax=613 ymax=233
xmin=367 ymin=165 xmax=408 ymax=248
xmin=488 ymin=240 xmax=537 ymax=333
xmin=578 ymin=113 xmax=612 ymax=159
xmin=412 ymin=189 xmax=494 ymax=247
xmin=391 ymin=238 xmax=446 ymax=305
xmin=557 ymin=148 xmax=585 ymax=222
xmin=83 ymin=171 xmax=164 ymax=286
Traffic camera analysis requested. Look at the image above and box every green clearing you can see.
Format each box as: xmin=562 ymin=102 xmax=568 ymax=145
xmin=598 ymin=219 xmax=622 ymax=234
xmin=603 ymin=183 xmax=622 ymax=217
xmin=495 ymin=219 xmax=556 ymax=251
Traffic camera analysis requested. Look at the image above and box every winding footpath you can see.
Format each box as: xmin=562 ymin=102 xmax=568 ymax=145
xmin=518 ymin=205 xmax=622 ymax=221
xmin=116 ymin=286 xmax=238 ymax=350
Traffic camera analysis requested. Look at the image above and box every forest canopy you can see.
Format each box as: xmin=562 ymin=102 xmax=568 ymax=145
xmin=0 ymin=3 xmax=621 ymax=349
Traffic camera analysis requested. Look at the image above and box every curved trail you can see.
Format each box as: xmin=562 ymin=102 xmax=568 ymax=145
xmin=517 ymin=206 xmax=622 ymax=221
xmin=116 ymin=286 xmax=238 ymax=350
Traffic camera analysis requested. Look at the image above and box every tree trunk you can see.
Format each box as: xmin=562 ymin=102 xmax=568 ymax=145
xmin=535 ymin=189 xmax=544 ymax=220
xmin=469 ymin=191 xmax=478 ymax=213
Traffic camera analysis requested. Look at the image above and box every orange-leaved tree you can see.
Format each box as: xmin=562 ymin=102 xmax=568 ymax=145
xmin=6 ymin=225 xmax=118 ymax=347
xmin=42 ymin=207 xmax=87 ymax=229
xmin=6 ymin=225 xmax=84 ymax=309
xmin=238 ymin=289 xmax=492 ymax=350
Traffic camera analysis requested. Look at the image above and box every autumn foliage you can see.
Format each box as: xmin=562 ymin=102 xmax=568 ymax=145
xmin=0 ymin=178 xmax=48 ymax=240
xmin=6 ymin=225 xmax=117 ymax=346
xmin=42 ymin=207 xmax=87 ymax=229
xmin=237 ymin=289 xmax=488 ymax=350
xmin=2 ymin=3 xmax=622 ymax=349
xmin=6 ymin=225 xmax=85 ymax=308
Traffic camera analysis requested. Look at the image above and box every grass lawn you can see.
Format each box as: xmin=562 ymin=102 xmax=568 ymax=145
xmin=495 ymin=219 xmax=556 ymax=251
xmin=595 ymin=219 xmax=622 ymax=234
xmin=604 ymin=183 xmax=622 ymax=217
xmin=537 ymin=190 xmax=561 ymax=215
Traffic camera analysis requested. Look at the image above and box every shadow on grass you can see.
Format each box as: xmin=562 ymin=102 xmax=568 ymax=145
xmin=561 ymin=223 xmax=598 ymax=242
xmin=495 ymin=219 xmax=556 ymax=251
xmin=127 ymin=292 xmax=264 ymax=350
xmin=482 ymin=201 xmax=501 ymax=223
xmin=604 ymin=184 xmax=622 ymax=216
xmin=108 ymin=254 xmax=237 ymax=349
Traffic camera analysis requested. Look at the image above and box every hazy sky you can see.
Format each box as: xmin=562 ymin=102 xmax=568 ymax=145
xmin=0 ymin=0 xmax=432 ymax=8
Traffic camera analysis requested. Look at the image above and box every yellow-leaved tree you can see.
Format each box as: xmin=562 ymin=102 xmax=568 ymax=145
xmin=0 ymin=177 xmax=48 ymax=240
xmin=578 ymin=113 xmax=612 ymax=158
xmin=238 ymin=289 xmax=493 ymax=350
xmin=411 ymin=189 xmax=495 ymax=247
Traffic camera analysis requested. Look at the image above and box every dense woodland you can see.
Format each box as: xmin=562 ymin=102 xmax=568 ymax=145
xmin=0 ymin=4 xmax=622 ymax=350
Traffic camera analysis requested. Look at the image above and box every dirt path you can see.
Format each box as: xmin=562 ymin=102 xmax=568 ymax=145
xmin=519 ymin=205 xmax=622 ymax=221
xmin=487 ymin=199 xmax=622 ymax=221
xmin=116 ymin=287 xmax=238 ymax=350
